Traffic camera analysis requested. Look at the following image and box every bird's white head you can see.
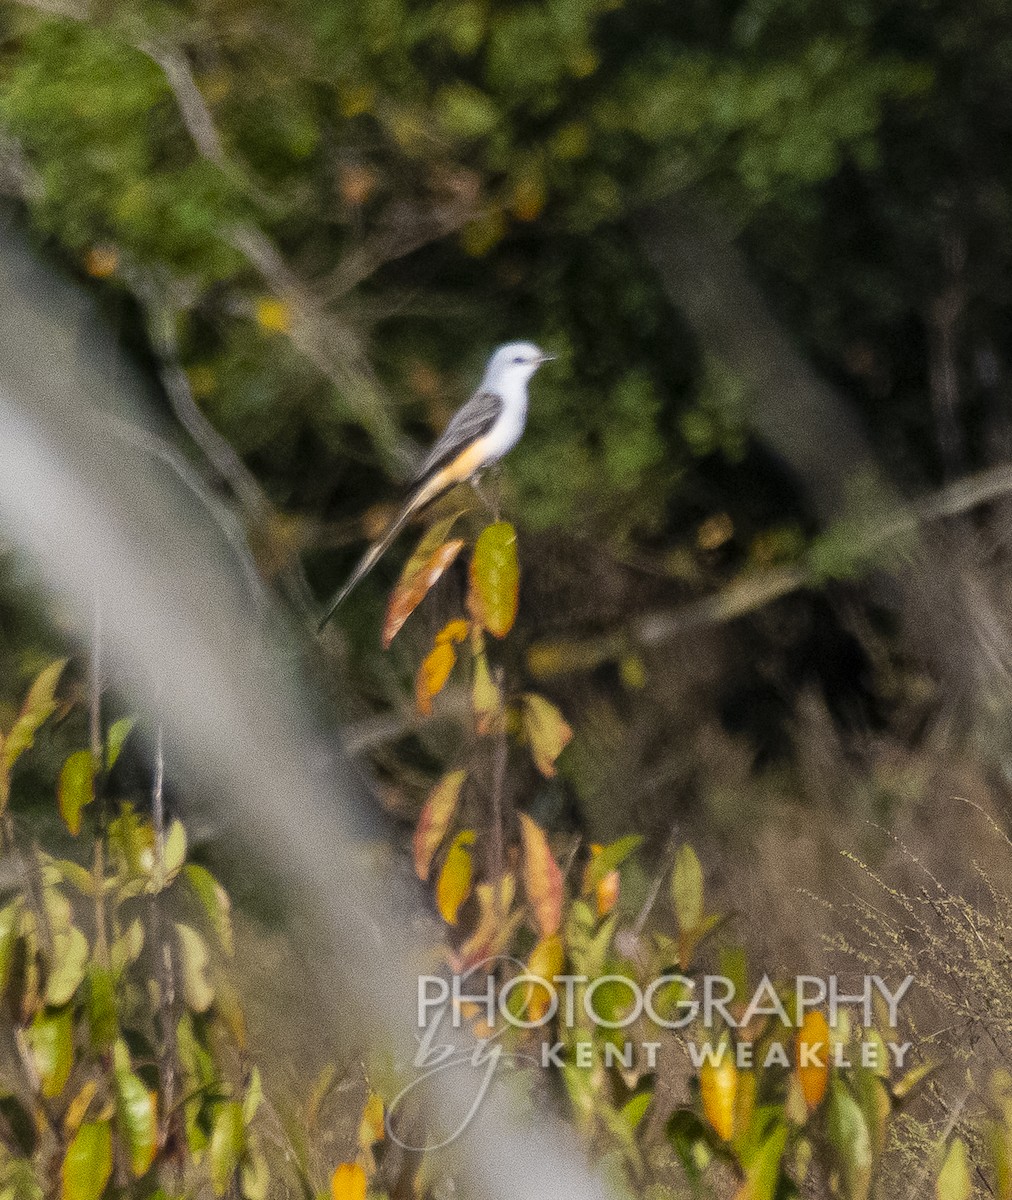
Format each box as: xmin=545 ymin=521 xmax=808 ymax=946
xmin=483 ymin=341 xmax=555 ymax=391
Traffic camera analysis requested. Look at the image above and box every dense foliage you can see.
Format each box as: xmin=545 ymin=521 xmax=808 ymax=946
xmin=4 ymin=0 xmax=1012 ymax=1196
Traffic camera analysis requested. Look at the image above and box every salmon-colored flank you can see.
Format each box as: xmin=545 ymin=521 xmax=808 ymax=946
xmin=420 ymin=436 xmax=491 ymax=501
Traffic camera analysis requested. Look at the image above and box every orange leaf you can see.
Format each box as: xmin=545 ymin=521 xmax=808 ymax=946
xmin=699 ymin=1049 xmax=737 ymax=1141
xmin=331 ymin=1161 xmax=367 ymax=1200
xmin=521 ymin=693 xmax=573 ymax=777
xmin=582 ymin=843 xmax=619 ymax=916
xmin=468 ymin=522 xmax=519 ymax=638
xmin=596 ymin=869 xmax=620 ymax=918
xmin=518 ymin=813 xmax=563 ymax=937
xmin=413 ymin=770 xmax=466 ymax=881
xmin=382 ymin=513 xmax=466 ymax=648
xmin=795 ymin=1010 xmax=830 ymax=1110
xmin=415 ymin=642 xmax=457 ymax=715
xmin=436 ymin=830 xmax=475 ymax=925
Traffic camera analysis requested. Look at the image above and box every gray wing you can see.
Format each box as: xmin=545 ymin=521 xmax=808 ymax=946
xmin=412 ymin=389 xmax=504 ymax=484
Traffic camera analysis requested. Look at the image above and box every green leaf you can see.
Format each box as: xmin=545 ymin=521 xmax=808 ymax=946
xmin=109 ymin=918 xmax=144 ymax=976
xmin=53 ymin=860 xmax=95 ymax=897
xmin=584 ymin=835 xmax=644 ymax=892
xmin=209 ymin=1101 xmax=245 ymax=1196
xmin=671 ymin=844 xmax=704 ymax=934
xmin=739 ymin=1122 xmax=789 ymax=1200
xmin=0 ymin=901 xmax=22 ymax=990
xmin=105 ymin=717 xmax=135 ymax=770
xmin=58 ymin=752 xmax=95 ymax=836
xmin=240 ymin=1139 xmax=270 ymax=1200
xmin=175 ymin=922 xmax=214 ymax=1013
xmin=2 ymin=660 xmax=67 ymax=776
xmin=161 ymin=819 xmax=187 ymax=886
xmin=936 ymin=1138 xmax=971 ymax=1200
xmin=827 ymin=1079 xmax=872 ymax=1200
xmin=113 ymin=1040 xmax=157 ymax=1177
xmin=45 ymin=925 xmax=89 ymax=1006
xmin=60 ymin=1120 xmax=112 ymax=1200
xmin=85 ymin=967 xmax=118 ymax=1049
xmin=27 ymin=1005 xmax=74 ymax=1097
xmin=621 ymin=1090 xmax=652 ymax=1131
xmin=243 ymin=1067 xmax=263 ymax=1125
xmin=434 ymin=83 xmax=499 ymax=139
xmin=185 ymin=864 xmax=234 ymax=955
xmin=468 ymin=522 xmax=519 ymax=638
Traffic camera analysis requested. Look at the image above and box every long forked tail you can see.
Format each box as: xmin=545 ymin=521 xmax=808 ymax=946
xmin=317 ymin=492 xmax=424 ymax=631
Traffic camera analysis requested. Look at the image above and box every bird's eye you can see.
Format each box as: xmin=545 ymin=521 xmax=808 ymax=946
xmin=513 ymin=355 xmax=525 ymax=364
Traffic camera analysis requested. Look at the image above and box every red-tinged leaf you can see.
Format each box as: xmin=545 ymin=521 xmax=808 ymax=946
xmin=458 ymin=875 xmax=522 ymax=970
xmin=331 ymin=1161 xmax=367 ymax=1200
xmin=415 ymin=643 xmax=455 ymax=715
xmin=58 ymin=751 xmax=96 ymax=836
xmin=61 ymin=1119 xmax=112 ymax=1200
xmin=519 ymin=812 xmax=563 ymax=937
xmin=521 ymin=693 xmax=573 ymax=777
xmin=468 ymin=522 xmax=519 ymax=638
xmin=413 ymin=770 xmax=467 ymax=881
xmin=382 ymin=514 xmax=466 ymax=648
xmin=435 ymin=829 xmax=475 ymax=925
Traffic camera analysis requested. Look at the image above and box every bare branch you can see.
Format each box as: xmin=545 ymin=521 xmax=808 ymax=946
xmin=528 ymin=458 xmax=1012 ymax=678
xmin=322 ymin=198 xmax=476 ymax=301
xmin=135 ymin=42 xmax=228 ymax=168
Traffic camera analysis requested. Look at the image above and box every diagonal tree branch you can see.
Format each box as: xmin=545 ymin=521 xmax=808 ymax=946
xmin=526 ymin=459 xmax=1012 ymax=680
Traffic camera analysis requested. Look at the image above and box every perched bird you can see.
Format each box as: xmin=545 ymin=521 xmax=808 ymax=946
xmin=318 ymin=340 xmax=554 ymax=629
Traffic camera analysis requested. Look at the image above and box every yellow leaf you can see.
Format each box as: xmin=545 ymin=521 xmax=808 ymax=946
xmin=382 ymin=514 xmax=466 ymax=648
xmin=521 ymin=693 xmax=573 ymax=777
xmin=524 ymin=934 xmax=565 ymax=1023
xmin=415 ymin=642 xmax=457 ymax=716
xmin=472 ymin=649 xmax=503 ymax=735
xmin=436 ymin=830 xmax=475 ymax=925
xmin=358 ymin=1093 xmax=385 ymax=1149
xmin=413 ymin=770 xmax=467 ymax=882
xmin=254 ymin=297 xmax=291 ymax=335
xmin=63 ymin=1080 xmax=98 ymax=1135
xmin=795 ymin=1010 xmax=830 ymax=1111
xmin=510 ymin=175 xmax=545 ymax=222
xmin=331 ymin=1162 xmax=367 ymax=1200
xmin=700 ymin=1049 xmax=737 ymax=1141
xmin=518 ymin=813 xmax=563 ymax=937
xmin=468 ymin=522 xmax=519 ymax=637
